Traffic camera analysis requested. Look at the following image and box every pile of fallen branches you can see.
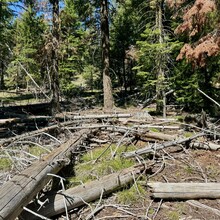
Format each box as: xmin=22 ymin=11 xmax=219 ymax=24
xmin=0 ymin=109 xmax=219 ymax=220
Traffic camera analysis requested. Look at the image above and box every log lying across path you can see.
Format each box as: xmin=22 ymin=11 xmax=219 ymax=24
xmin=0 ymin=129 xmax=93 ymax=220
xmin=148 ymin=182 xmax=220 ymax=199
xmin=20 ymin=164 xmax=146 ymax=219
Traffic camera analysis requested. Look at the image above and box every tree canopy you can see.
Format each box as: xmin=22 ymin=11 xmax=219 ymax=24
xmin=0 ymin=0 xmax=219 ymax=114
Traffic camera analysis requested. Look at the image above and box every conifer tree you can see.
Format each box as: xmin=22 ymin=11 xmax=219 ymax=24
xmin=136 ymin=0 xmax=180 ymax=115
xmin=170 ymin=0 xmax=220 ymax=112
xmin=0 ymin=0 xmax=13 ymax=89
xmin=6 ymin=1 xmax=45 ymax=90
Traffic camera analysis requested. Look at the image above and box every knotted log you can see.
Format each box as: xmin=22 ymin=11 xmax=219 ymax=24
xmin=0 ymin=129 xmax=93 ymax=220
xmin=20 ymin=164 xmax=146 ymax=219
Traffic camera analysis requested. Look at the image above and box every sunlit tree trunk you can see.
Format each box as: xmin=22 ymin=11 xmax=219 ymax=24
xmin=50 ymin=0 xmax=60 ymax=115
xmin=155 ymin=0 xmax=166 ymax=116
xmin=101 ymin=0 xmax=114 ymax=110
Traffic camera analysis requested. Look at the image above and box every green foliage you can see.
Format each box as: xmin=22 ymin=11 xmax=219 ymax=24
xmin=68 ymin=144 xmax=136 ymax=185
xmin=116 ymin=183 xmax=145 ymax=204
xmin=60 ymin=1 xmax=101 ymax=94
xmin=0 ymin=157 xmax=11 ymax=171
xmin=28 ymin=146 xmax=48 ymax=157
xmin=167 ymin=211 xmax=180 ymax=220
xmin=6 ymin=5 xmax=46 ymax=89
xmin=136 ymin=23 xmax=181 ymax=94
xmin=82 ymin=65 xmax=100 ymax=90
xmin=110 ymin=0 xmax=149 ymax=91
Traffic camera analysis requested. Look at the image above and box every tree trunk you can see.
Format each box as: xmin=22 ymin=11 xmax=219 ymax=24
xmin=101 ymin=0 xmax=114 ymax=110
xmin=50 ymin=0 xmax=60 ymax=115
xmin=0 ymin=61 xmax=5 ymax=90
xmin=155 ymin=0 xmax=165 ymax=116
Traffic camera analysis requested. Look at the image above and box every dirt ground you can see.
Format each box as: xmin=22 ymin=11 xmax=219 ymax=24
xmin=65 ymin=106 xmax=220 ymax=220
xmin=67 ymin=147 xmax=220 ymax=220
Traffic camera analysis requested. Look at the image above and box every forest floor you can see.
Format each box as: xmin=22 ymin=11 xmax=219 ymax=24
xmin=0 ymin=91 xmax=220 ymax=220
xmin=68 ymin=108 xmax=220 ymax=220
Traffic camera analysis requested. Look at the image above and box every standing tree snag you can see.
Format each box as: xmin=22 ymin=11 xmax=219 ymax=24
xmin=101 ymin=0 xmax=114 ymax=110
xmin=155 ymin=0 xmax=166 ymax=116
xmin=50 ymin=0 xmax=61 ymax=115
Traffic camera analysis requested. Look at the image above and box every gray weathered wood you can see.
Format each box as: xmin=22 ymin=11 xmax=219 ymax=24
xmin=190 ymin=142 xmax=220 ymax=150
xmin=148 ymin=182 xmax=220 ymax=199
xmin=122 ymin=133 xmax=204 ymax=158
xmin=19 ymin=164 xmax=145 ymax=219
xmin=0 ymin=129 xmax=92 ymax=220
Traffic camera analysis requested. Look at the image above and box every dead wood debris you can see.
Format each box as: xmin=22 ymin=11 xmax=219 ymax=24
xmin=0 ymin=110 xmax=219 ymax=219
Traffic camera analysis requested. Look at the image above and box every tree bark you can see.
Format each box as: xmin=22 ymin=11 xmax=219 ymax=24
xmin=50 ymin=0 xmax=60 ymax=115
xmin=0 ymin=129 xmax=92 ymax=220
xmin=101 ymin=0 xmax=114 ymax=110
xmin=19 ymin=164 xmax=145 ymax=219
xmin=155 ymin=0 xmax=166 ymax=116
xmin=148 ymin=182 xmax=220 ymax=199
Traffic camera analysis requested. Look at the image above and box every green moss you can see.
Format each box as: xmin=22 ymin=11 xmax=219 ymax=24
xmin=0 ymin=158 xmax=12 ymax=170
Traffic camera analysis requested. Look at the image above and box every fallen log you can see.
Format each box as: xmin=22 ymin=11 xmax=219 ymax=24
xmin=19 ymin=164 xmax=146 ymax=220
xmin=0 ymin=129 xmax=93 ymax=220
xmin=0 ymin=102 xmax=51 ymax=117
xmin=190 ymin=142 xmax=220 ymax=151
xmin=122 ymin=133 xmax=204 ymax=158
xmin=187 ymin=200 xmax=220 ymax=216
xmin=142 ymin=131 xmax=176 ymax=141
xmin=148 ymin=182 xmax=220 ymax=199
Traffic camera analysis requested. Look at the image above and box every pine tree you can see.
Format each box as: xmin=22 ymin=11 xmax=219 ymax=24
xmin=111 ymin=0 xmax=147 ymax=94
xmin=6 ymin=1 xmax=46 ymax=90
xmin=170 ymin=0 xmax=220 ymax=113
xmin=0 ymin=0 xmax=14 ymax=89
xmin=136 ymin=0 xmax=180 ymax=115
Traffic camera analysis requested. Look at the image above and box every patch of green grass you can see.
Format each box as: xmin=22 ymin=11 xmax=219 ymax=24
xmin=68 ymin=144 xmax=136 ymax=186
xmin=184 ymin=132 xmax=193 ymax=138
xmin=143 ymin=107 xmax=155 ymax=112
xmin=167 ymin=211 xmax=180 ymax=220
xmin=166 ymin=203 xmax=186 ymax=220
xmin=149 ymin=128 xmax=160 ymax=132
xmin=206 ymin=165 xmax=220 ymax=179
xmin=116 ymin=183 xmax=145 ymax=205
xmin=0 ymin=157 xmax=12 ymax=170
xmin=0 ymin=91 xmax=44 ymax=105
xmin=184 ymin=165 xmax=194 ymax=174
xmin=175 ymin=115 xmax=184 ymax=122
xmin=28 ymin=146 xmax=48 ymax=157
